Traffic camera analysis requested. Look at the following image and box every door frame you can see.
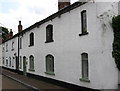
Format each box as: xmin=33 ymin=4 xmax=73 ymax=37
xmin=23 ymin=56 xmax=27 ymax=76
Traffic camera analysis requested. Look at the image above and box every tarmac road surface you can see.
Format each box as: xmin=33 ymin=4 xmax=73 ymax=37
xmin=2 ymin=75 xmax=34 ymax=91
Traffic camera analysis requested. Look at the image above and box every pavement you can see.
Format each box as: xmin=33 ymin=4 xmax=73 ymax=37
xmin=2 ymin=68 xmax=72 ymax=91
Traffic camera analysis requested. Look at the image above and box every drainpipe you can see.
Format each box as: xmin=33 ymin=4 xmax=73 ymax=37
xmin=17 ymin=21 xmax=22 ymax=73
xmin=17 ymin=35 xmax=19 ymax=73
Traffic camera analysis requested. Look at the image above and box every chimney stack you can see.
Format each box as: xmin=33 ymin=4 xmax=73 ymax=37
xmin=58 ymin=0 xmax=70 ymax=10
xmin=10 ymin=29 xmax=13 ymax=37
xmin=18 ymin=21 xmax=22 ymax=33
xmin=6 ymin=34 xmax=9 ymax=40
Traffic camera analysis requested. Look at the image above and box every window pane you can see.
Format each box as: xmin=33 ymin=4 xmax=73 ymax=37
xmin=30 ymin=33 xmax=34 ymax=46
xmin=12 ymin=57 xmax=14 ymax=67
xmin=83 ymin=60 xmax=88 ymax=79
xmin=81 ymin=11 xmax=87 ymax=33
xmin=46 ymin=55 xmax=54 ymax=73
xmin=46 ymin=57 xmax=50 ymax=72
xmin=9 ymin=57 xmax=11 ymax=67
xmin=19 ymin=56 xmax=22 ymax=69
xmin=82 ymin=53 xmax=88 ymax=79
xmin=32 ymin=57 xmax=34 ymax=69
xmin=46 ymin=25 xmax=53 ymax=42
xmin=29 ymin=56 xmax=34 ymax=70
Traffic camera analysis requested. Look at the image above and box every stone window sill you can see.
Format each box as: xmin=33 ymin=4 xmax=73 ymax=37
xmin=28 ymin=45 xmax=34 ymax=47
xmin=29 ymin=69 xmax=35 ymax=72
xmin=45 ymin=40 xmax=54 ymax=43
xmin=11 ymin=49 xmax=14 ymax=51
xmin=80 ymin=78 xmax=90 ymax=82
xmin=79 ymin=32 xmax=89 ymax=36
xmin=45 ymin=72 xmax=55 ymax=75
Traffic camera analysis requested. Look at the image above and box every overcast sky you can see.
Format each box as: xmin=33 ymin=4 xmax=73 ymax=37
xmin=0 ymin=0 xmax=78 ymax=34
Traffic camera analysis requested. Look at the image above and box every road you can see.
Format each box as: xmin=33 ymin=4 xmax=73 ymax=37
xmin=2 ymin=75 xmax=34 ymax=90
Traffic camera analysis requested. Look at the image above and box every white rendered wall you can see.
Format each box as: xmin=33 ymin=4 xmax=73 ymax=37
xmin=12 ymin=2 xmax=119 ymax=90
xmin=118 ymin=71 xmax=120 ymax=84
xmin=118 ymin=1 xmax=120 ymax=14
xmin=4 ymin=37 xmax=18 ymax=70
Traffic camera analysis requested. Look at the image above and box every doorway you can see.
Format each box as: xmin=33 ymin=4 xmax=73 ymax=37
xmin=23 ymin=56 xmax=27 ymax=76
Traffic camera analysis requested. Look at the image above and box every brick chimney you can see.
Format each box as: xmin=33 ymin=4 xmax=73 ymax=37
xmin=9 ymin=29 xmax=13 ymax=37
xmin=58 ymin=0 xmax=70 ymax=10
xmin=18 ymin=21 xmax=22 ymax=33
xmin=6 ymin=33 xmax=9 ymax=40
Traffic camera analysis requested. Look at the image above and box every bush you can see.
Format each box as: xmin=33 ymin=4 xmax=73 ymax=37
xmin=112 ymin=15 xmax=120 ymax=70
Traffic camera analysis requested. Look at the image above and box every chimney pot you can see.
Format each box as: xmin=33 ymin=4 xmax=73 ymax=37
xmin=18 ymin=21 xmax=22 ymax=33
xmin=19 ymin=21 xmax=21 ymax=25
xmin=10 ymin=29 xmax=13 ymax=37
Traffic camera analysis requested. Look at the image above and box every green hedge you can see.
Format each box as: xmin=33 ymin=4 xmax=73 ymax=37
xmin=112 ymin=15 xmax=120 ymax=70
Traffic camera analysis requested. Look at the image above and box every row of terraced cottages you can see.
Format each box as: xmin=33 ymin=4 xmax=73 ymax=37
xmin=1 ymin=0 xmax=120 ymax=90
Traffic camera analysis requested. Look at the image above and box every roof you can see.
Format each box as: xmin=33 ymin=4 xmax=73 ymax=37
xmin=2 ymin=2 xmax=86 ymax=43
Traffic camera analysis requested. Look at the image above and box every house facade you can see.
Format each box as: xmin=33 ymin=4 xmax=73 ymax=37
xmin=2 ymin=0 xmax=120 ymax=90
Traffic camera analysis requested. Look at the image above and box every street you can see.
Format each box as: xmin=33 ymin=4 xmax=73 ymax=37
xmin=2 ymin=68 xmax=73 ymax=91
xmin=2 ymin=75 xmax=34 ymax=90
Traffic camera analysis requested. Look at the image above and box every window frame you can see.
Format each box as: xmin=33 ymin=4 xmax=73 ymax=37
xmin=6 ymin=43 xmax=8 ymax=52
xmin=9 ymin=57 xmax=11 ymax=67
xmin=12 ymin=57 xmax=14 ymax=67
xmin=2 ymin=57 xmax=4 ymax=65
xmin=6 ymin=59 xmax=8 ymax=66
xmin=19 ymin=56 xmax=22 ymax=69
xmin=45 ymin=25 xmax=54 ymax=43
xmin=11 ymin=41 xmax=14 ymax=51
xmin=80 ymin=53 xmax=90 ymax=82
xmin=2 ymin=45 xmax=4 ymax=52
xmin=29 ymin=55 xmax=35 ymax=71
xmin=45 ymin=54 xmax=55 ymax=75
xmin=79 ymin=10 xmax=89 ymax=36
xmin=29 ymin=32 xmax=34 ymax=47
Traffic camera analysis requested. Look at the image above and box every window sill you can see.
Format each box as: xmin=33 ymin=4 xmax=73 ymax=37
xmin=11 ymin=49 xmax=14 ymax=51
xmin=80 ymin=78 xmax=90 ymax=82
xmin=45 ymin=40 xmax=54 ymax=43
xmin=29 ymin=69 xmax=35 ymax=72
xmin=45 ymin=72 xmax=55 ymax=75
xmin=28 ymin=45 xmax=34 ymax=47
xmin=79 ymin=32 xmax=89 ymax=36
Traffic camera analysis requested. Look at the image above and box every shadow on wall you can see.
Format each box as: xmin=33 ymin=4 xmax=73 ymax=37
xmin=0 ymin=66 xmax=1 ymax=74
xmin=119 ymin=1 xmax=120 ymax=15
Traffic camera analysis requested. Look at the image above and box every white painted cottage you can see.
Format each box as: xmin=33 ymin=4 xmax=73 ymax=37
xmin=2 ymin=0 xmax=120 ymax=90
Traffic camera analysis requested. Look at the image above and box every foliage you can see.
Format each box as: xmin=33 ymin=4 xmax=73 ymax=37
xmin=112 ymin=15 xmax=120 ymax=70
xmin=2 ymin=27 xmax=9 ymax=41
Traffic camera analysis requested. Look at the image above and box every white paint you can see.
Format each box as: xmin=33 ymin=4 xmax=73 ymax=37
xmin=3 ymin=37 xmax=18 ymax=70
xmin=118 ymin=71 xmax=120 ymax=84
xmin=3 ymin=1 xmax=120 ymax=90
xmin=118 ymin=1 xmax=120 ymax=14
